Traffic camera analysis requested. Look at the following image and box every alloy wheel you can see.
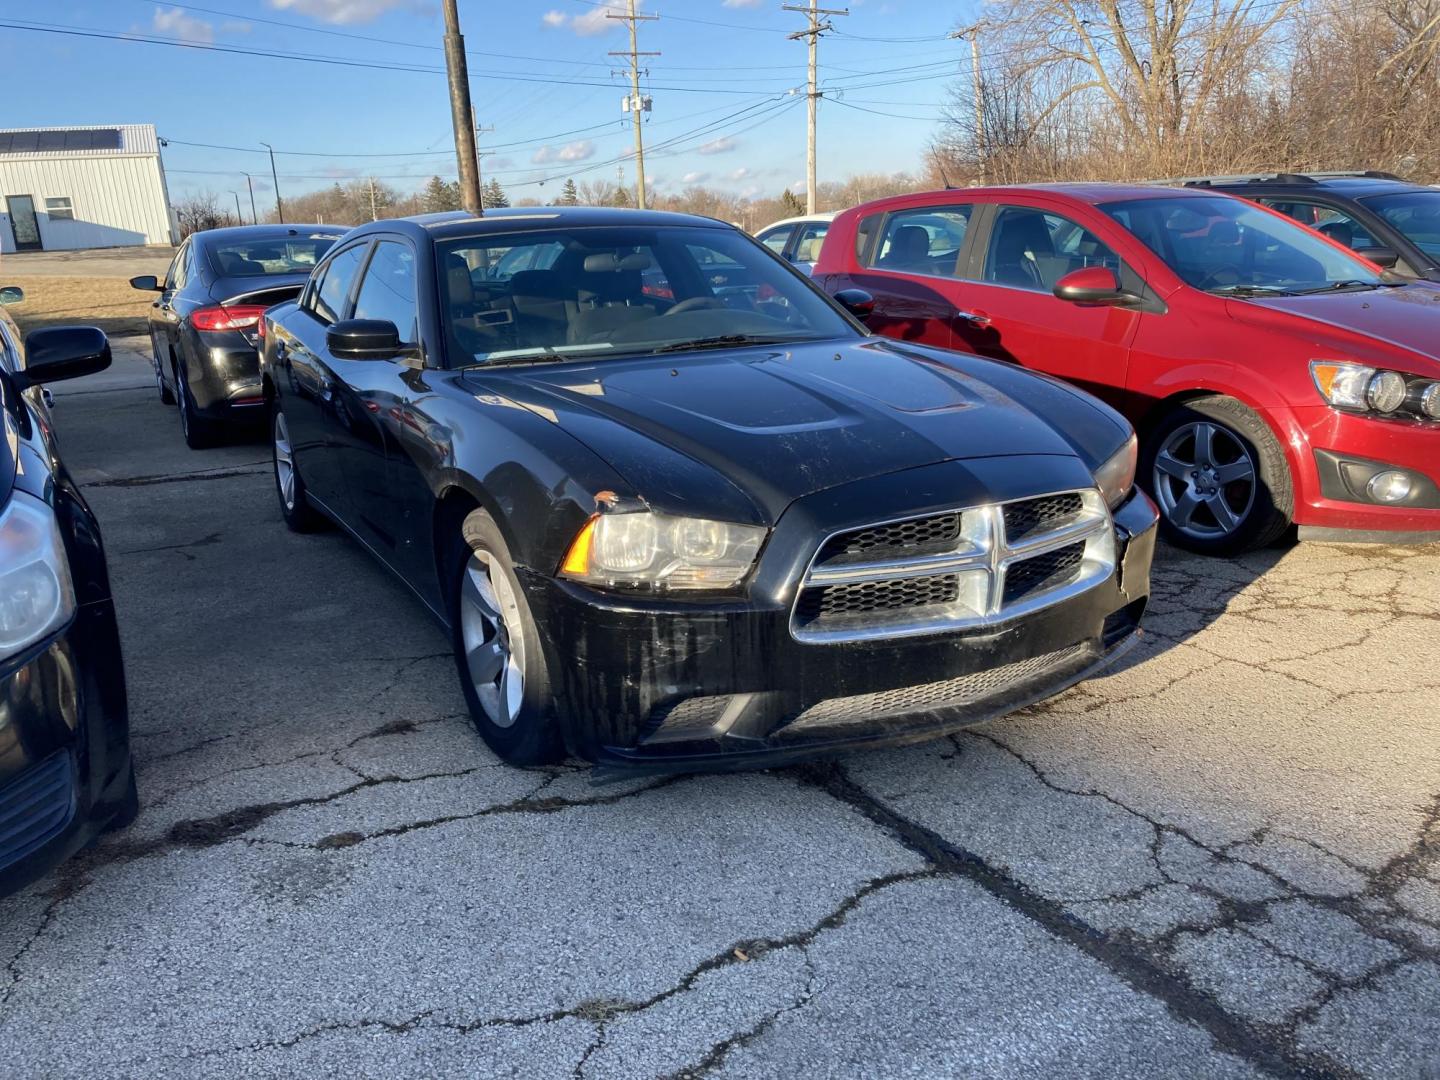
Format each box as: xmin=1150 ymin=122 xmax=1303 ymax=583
xmin=177 ymin=369 xmax=191 ymax=439
xmin=1152 ymin=421 xmax=1257 ymax=541
xmin=273 ymin=412 xmax=296 ymax=511
xmin=459 ymin=551 xmax=526 ymax=728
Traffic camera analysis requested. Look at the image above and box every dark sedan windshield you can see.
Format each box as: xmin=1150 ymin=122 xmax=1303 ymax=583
xmin=1361 ymin=190 xmax=1440 ymax=262
xmin=207 ymin=236 xmax=337 ymax=277
xmin=438 ymin=225 xmax=854 ymax=365
xmin=1100 ymin=195 xmax=1384 ymax=294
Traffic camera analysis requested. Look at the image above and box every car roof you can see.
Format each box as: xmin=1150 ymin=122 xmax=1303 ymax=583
xmin=850 ymin=183 xmax=1216 ymax=209
xmin=757 ymin=212 xmax=839 ymax=232
xmin=347 ymin=206 xmax=733 ymax=246
xmin=193 ymin=224 xmax=340 ymax=245
xmin=1177 ymin=174 xmax=1434 ymax=197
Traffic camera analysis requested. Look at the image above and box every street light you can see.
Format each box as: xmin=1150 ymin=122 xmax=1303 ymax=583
xmin=241 ymin=173 xmax=257 ymax=224
xmin=231 ymin=191 xmax=243 ymax=225
xmin=260 ymin=142 xmax=284 ymax=223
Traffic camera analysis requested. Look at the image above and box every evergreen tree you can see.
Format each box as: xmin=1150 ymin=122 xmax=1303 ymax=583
xmin=482 ymin=178 xmax=509 ymax=209
xmin=422 ymin=175 xmax=462 ymax=213
xmin=611 ymin=185 xmax=633 ymax=208
xmin=780 ymin=189 xmax=804 ymax=217
xmin=559 ymin=178 xmax=579 ymax=206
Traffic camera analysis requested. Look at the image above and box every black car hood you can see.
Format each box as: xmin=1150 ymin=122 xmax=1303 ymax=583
xmin=483 ymin=337 xmax=1128 ymax=521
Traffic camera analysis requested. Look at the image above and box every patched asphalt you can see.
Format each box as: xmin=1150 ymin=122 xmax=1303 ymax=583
xmin=1 ymin=339 xmax=1436 ymax=1078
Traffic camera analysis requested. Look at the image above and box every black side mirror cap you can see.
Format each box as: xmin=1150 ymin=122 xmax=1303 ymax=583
xmin=129 ymin=275 xmax=162 ymax=292
xmin=19 ymin=326 xmax=111 ymax=387
xmin=833 ymin=288 xmax=875 ymax=320
xmin=1364 ymin=247 xmax=1400 ymax=269
xmin=0 ymin=285 xmax=23 ymax=306
xmin=326 ymin=319 xmax=404 ymax=360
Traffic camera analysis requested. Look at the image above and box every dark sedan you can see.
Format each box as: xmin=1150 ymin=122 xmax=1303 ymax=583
xmin=0 ymin=317 xmax=135 ymax=896
xmin=131 ymin=225 xmax=339 ymax=448
xmin=260 ymin=208 xmax=1157 ymax=769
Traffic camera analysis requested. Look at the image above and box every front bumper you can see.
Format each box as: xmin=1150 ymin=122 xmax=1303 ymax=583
xmin=0 ymin=600 xmax=131 ymax=897
xmin=184 ymin=329 xmax=266 ymax=418
xmin=524 ymin=488 xmax=1158 ymax=770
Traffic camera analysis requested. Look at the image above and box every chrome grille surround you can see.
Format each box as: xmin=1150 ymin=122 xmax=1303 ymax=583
xmin=790 ymin=489 xmax=1116 ymax=644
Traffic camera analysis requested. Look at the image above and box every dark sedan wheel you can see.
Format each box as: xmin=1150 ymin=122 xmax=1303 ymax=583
xmin=176 ymin=361 xmax=220 ymax=449
xmin=152 ymin=339 xmax=175 ymax=405
xmin=1144 ymin=396 xmax=1292 ymax=556
xmin=451 ymin=510 xmax=560 ymax=766
xmin=272 ymin=404 xmax=327 ymax=532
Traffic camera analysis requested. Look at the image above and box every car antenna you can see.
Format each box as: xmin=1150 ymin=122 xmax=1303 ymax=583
xmin=939 ymin=166 xmax=957 ymax=190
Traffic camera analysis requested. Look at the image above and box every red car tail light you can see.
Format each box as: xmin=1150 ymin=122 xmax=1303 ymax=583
xmin=192 ymin=304 xmax=268 ymax=332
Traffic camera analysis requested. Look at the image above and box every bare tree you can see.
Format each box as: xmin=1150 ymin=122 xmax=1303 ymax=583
xmin=174 ymin=192 xmax=236 ymax=238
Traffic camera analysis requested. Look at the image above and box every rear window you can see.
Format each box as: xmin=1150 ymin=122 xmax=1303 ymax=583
xmin=209 ymin=235 xmax=338 ymax=277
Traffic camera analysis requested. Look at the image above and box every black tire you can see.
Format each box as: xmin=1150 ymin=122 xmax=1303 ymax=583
xmin=176 ymin=360 xmax=221 ymax=449
xmin=271 ymin=401 xmax=328 ymax=533
xmin=1142 ymin=395 xmax=1292 ymax=556
xmin=103 ymin=764 xmax=139 ymax=832
xmin=450 ymin=510 xmax=562 ymax=766
xmin=154 ymin=339 xmax=175 ymax=405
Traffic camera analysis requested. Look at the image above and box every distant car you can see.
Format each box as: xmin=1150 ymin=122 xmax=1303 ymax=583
xmin=261 ymin=207 xmax=1155 ymax=770
xmin=815 ymin=184 xmax=1440 ymax=554
xmin=0 ymin=308 xmax=136 ymax=897
xmin=1180 ymin=172 xmax=1440 ymax=282
xmin=755 ymin=211 xmax=837 ymax=275
xmin=131 ymin=225 xmax=340 ymax=448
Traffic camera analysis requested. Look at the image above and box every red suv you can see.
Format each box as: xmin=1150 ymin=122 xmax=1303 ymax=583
xmin=815 ymin=185 xmax=1440 ymax=554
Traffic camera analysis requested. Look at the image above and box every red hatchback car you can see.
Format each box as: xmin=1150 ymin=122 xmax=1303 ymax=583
xmin=815 ymin=184 xmax=1440 ymax=554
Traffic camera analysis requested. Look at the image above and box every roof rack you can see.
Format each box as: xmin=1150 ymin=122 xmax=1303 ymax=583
xmin=1167 ymin=169 xmax=1404 ymax=187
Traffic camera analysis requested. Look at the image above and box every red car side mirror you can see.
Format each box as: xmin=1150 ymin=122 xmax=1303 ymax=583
xmin=1053 ymin=266 xmax=1129 ymax=305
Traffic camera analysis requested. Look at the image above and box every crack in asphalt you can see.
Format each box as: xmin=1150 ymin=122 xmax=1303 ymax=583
xmin=115 ymin=531 xmax=223 ymax=560
xmin=85 ymin=463 xmax=270 ymax=488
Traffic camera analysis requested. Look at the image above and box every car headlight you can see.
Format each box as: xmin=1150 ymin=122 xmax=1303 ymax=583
xmin=1311 ymin=360 xmax=1440 ymax=421
xmin=0 ymin=491 xmax=76 ymax=661
xmin=1093 ymin=433 xmax=1138 ymax=510
xmin=560 ymin=512 xmax=766 ymax=591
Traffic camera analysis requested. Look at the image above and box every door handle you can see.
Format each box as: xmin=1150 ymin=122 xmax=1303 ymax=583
xmin=954 ymin=309 xmax=992 ymax=327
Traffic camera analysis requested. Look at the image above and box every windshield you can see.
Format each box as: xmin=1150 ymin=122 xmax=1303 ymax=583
xmin=1361 ymin=190 xmax=1440 ymax=264
xmin=1099 ymin=195 xmax=1384 ymax=294
xmin=437 ymin=225 xmax=855 ymax=365
xmin=208 ymin=236 xmax=337 ymax=278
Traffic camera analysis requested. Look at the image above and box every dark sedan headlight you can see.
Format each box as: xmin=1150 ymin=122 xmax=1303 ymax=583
xmin=0 ymin=492 xmax=76 ymax=661
xmin=561 ymin=512 xmax=766 ymax=591
xmin=1311 ymin=361 xmax=1440 ymax=421
xmin=1093 ymin=433 xmax=1138 ymax=510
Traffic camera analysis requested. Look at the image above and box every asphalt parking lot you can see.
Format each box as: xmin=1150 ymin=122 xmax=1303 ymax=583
xmin=1 ymin=338 xmax=1437 ymax=1079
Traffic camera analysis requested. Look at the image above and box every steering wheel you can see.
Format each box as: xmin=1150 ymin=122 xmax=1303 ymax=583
xmin=663 ymin=296 xmax=724 ymax=316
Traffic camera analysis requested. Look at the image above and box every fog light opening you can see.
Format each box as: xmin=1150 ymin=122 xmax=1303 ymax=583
xmin=1366 ymin=470 xmax=1413 ymax=504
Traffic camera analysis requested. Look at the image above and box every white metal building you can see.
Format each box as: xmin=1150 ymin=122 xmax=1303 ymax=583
xmin=0 ymin=124 xmax=176 ymax=253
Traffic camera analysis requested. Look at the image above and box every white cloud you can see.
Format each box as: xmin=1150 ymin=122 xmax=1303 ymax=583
xmin=791 ymin=179 xmax=808 ymax=194
xmin=531 ymin=140 xmax=596 ymax=165
xmin=266 ymin=0 xmax=430 ymax=26
xmin=697 ymin=136 xmax=737 ymax=156
xmin=541 ymin=1 xmax=639 ymax=36
xmin=153 ymin=5 xmax=214 ymax=43
xmin=681 ymin=171 xmax=710 ymax=184
xmin=722 ymin=0 xmax=763 ymax=6
xmin=729 ymin=167 xmax=752 ymax=181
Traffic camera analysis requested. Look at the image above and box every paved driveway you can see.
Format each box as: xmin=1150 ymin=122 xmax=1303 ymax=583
xmin=2 ymin=340 xmax=1437 ymax=1078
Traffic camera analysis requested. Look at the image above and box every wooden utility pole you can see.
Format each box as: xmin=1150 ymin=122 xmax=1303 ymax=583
xmin=608 ymin=0 xmax=658 ymax=210
xmin=441 ymin=0 xmax=483 ymax=216
xmin=260 ymin=142 xmax=284 ymax=223
xmin=785 ymin=1 xmax=847 ymax=215
xmin=951 ymin=24 xmax=987 ymax=185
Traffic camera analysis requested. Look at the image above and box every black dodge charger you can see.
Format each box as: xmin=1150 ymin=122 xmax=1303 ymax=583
xmin=260 ymin=208 xmax=1157 ymax=769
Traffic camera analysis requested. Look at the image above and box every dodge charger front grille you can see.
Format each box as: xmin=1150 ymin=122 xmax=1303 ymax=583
xmin=791 ymin=490 xmax=1116 ymax=643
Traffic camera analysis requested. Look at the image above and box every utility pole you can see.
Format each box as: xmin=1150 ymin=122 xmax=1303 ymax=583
xmin=950 ymin=24 xmax=987 ymax=185
xmin=367 ymin=178 xmax=379 ymax=221
xmin=474 ymin=122 xmax=495 ymax=195
xmin=785 ymin=1 xmax=847 ymax=215
xmin=231 ymin=191 xmax=243 ymax=225
xmin=441 ymin=0 xmax=483 ymax=215
xmin=243 ymin=173 xmax=257 ymax=224
xmin=608 ymin=0 xmax=658 ymax=210
xmin=260 ymin=142 xmax=284 ymax=223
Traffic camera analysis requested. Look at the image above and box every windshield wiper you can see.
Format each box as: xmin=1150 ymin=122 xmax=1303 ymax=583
xmin=1295 ymin=279 xmax=1388 ymax=294
xmin=1206 ymin=284 xmax=1298 ymax=297
xmin=647 ymin=334 xmax=806 ymax=354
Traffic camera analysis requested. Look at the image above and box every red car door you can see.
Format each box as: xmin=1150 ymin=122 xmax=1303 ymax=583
xmin=947 ymin=198 xmax=1146 ymax=413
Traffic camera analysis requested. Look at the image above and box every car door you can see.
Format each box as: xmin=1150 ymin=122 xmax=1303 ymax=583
xmin=840 ymin=203 xmax=977 ymax=349
xmin=789 ymin=219 xmax=830 ymax=275
xmin=150 ymin=239 xmax=190 ymax=369
xmin=277 ymin=238 xmax=371 ymax=517
xmin=756 ymin=224 xmax=795 ymax=258
xmin=1255 ymin=197 xmax=1419 ymax=275
xmin=950 ymin=200 xmax=1143 ymax=411
xmin=330 ymin=237 xmax=425 ymax=562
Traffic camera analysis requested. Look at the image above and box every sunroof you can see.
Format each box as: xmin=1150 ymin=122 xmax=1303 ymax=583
xmin=0 ymin=128 xmax=124 ymax=155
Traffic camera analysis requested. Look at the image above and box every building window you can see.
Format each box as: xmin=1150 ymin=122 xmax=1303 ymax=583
xmin=44 ymin=197 xmax=74 ymax=221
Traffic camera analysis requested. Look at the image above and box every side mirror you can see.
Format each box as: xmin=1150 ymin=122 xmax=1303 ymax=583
xmin=833 ymin=288 xmax=875 ymax=320
xmin=129 ymin=275 xmax=162 ymax=292
xmin=326 ymin=319 xmax=403 ymax=361
xmin=19 ymin=327 xmax=111 ymax=387
xmin=1363 ymin=247 xmax=1400 ymax=269
xmin=1053 ymin=266 xmax=1129 ymax=305
xmin=0 ymin=285 xmax=23 ymax=306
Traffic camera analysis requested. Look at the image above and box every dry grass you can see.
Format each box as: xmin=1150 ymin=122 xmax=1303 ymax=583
xmin=5 ymin=275 xmax=152 ymax=340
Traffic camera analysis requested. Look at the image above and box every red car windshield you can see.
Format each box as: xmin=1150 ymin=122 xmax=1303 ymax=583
xmin=1100 ymin=195 xmax=1385 ymax=295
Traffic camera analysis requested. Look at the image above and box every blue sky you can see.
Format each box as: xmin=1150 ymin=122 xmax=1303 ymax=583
xmin=0 ymin=0 xmax=980 ymax=205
